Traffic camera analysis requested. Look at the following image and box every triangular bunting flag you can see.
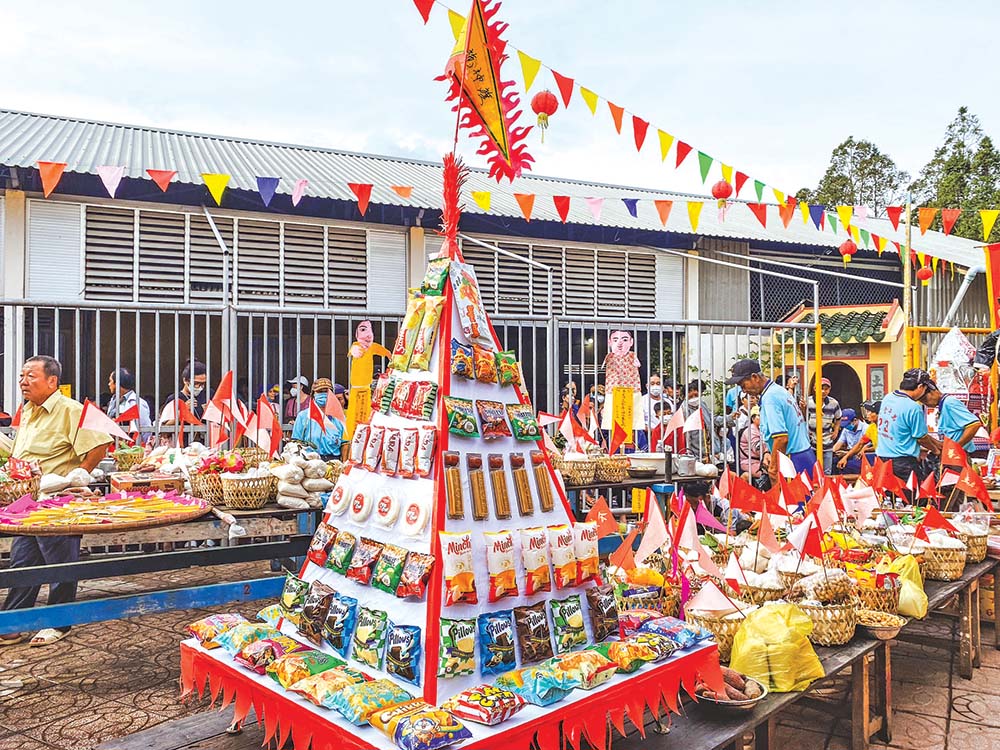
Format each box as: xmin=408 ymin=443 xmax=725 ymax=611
xmin=609 ymin=528 xmax=638 ymax=571
xmin=941 ymin=208 xmax=961 ymax=235
xmin=607 ymin=102 xmax=624 ymax=133
xmin=622 ymin=198 xmax=639 ymax=219
xmin=96 ymin=165 xmax=125 ymax=198
xmin=828 ymin=213 xmax=838 ymax=234
xmin=753 ymin=180 xmax=765 ymax=202
xmin=859 ymin=228 xmax=871 ymax=248
xmin=514 ymin=193 xmax=535 ymax=221
xmin=747 ymin=203 xmax=768 ymax=228
xmin=585 ymin=496 xmax=619 ymax=538
xmin=256 ymin=176 xmax=280 ymax=207
xmin=697 ymin=152 xmax=713 ymax=183
xmin=348 ymin=182 xmax=373 ymax=216
xmin=292 ymin=179 xmax=308 ymax=207
xmin=37 ymin=161 xmax=67 ymax=198
xmin=579 ymin=87 xmax=599 ymax=115
xmin=886 ymin=206 xmax=904 ymax=231
xmin=447 ymin=9 xmax=465 ymax=40
xmin=874 ymin=235 xmax=886 ymax=255
xmin=146 ymin=169 xmax=176 ymax=192
xmin=734 ymin=171 xmax=749 ymax=197
xmin=799 ymin=200 xmax=810 ymax=224
xmin=635 ymin=492 xmax=668 ymax=564
xmin=836 ymin=205 xmax=853 ymax=230
xmin=982 ymin=209 xmax=1000 ymax=241
xmin=773 ymin=189 xmax=786 ymax=206
xmin=202 ymin=173 xmax=230 ymax=205
xmin=632 ymin=116 xmax=649 ymax=151
xmin=517 ymin=50 xmax=541 ymax=91
xmin=778 ymin=201 xmax=795 ymax=228
xmin=79 ymin=399 xmax=132 ymax=442
xmin=412 ymin=0 xmax=434 ymax=23
xmin=675 ymin=141 xmax=693 ymax=168
xmin=552 ymin=70 xmax=574 ymax=107
xmin=390 ymin=185 xmax=414 ymax=199
xmin=653 ymin=199 xmax=673 ymax=226
xmin=656 ymin=130 xmax=674 ymax=161
xmin=585 ymin=197 xmax=603 ymax=220
xmin=809 ymin=203 xmax=826 ymax=230
xmin=553 ymin=195 xmax=570 ymax=223
xmin=687 ymin=201 xmax=704 ymax=232
xmin=918 ymin=207 xmax=937 ymax=235
xmin=471 ymin=191 xmax=491 ymax=211
xmin=720 ymin=164 xmax=733 ymax=185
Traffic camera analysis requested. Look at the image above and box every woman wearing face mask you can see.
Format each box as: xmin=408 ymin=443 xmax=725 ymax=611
xmin=284 ymin=376 xmax=312 ymax=421
xmin=291 ymin=378 xmax=344 ymax=460
xmin=160 ymin=360 xmax=208 ymax=424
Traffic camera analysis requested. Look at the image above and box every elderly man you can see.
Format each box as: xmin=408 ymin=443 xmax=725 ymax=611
xmin=807 ymin=377 xmax=842 ymax=471
xmin=1 ymin=356 xmax=111 ymax=647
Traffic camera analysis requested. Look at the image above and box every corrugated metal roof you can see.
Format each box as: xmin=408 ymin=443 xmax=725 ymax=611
xmin=0 ymin=108 xmax=984 ymax=267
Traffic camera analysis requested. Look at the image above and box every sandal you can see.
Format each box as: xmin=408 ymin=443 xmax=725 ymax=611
xmin=0 ymin=633 xmax=29 ymax=647
xmin=29 ymin=628 xmax=68 ymax=647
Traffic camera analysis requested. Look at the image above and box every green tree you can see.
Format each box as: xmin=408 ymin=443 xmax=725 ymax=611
xmin=798 ymin=137 xmax=909 ymax=217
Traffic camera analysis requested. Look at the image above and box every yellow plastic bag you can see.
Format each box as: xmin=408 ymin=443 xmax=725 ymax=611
xmin=876 ymin=554 xmax=927 ymax=619
xmin=729 ymin=603 xmax=825 ymax=693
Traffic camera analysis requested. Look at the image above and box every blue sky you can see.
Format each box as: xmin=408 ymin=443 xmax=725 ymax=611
xmin=2 ymin=0 xmax=997 ymax=196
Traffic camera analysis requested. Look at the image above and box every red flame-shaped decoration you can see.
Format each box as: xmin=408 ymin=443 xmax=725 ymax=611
xmin=530 ymin=89 xmax=559 ymax=143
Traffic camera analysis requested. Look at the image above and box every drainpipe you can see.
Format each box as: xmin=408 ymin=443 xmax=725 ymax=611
xmin=942 ymin=265 xmax=986 ymax=326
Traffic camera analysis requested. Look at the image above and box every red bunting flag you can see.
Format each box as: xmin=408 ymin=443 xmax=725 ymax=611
xmin=913 ymin=523 xmax=930 ymax=542
xmin=608 ymin=421 xmax=628 ymax=456
xmin=725 ymin=551 xmax=748 ymax=595
xmin=785 ymin=512 xmax=825 ymax=558
xmin=956 ymin=466 xmax=993 ymax=511
xmin=585 ymin=496 xmax=619 ymax=538
xmin=675 ymin=141 xmax=693 ymax=168
xmin=886 ymin=206 xmax=904 ymax=231
xmin=37 ymin=161 xmax=67 ymax=198
xmin=411 ymin=0 xmax=434 ymax=22
xmin=609 ymin=528 xmax=638 ymax=571
xmin=114 ymin=403 xmax=140 ymax=425
xmin=514 ymin=193 xmax=535 ymax=222
xmin=632 ymin=116 xmax=649 ymax=151
xmin=9 ymin=404 xmax=22 ymax=428
xmin=747 ymin=203 xmax=768 ymax=228
xmin=607 ymin=102 xmax=624 ymax=134
xmin=729 ymin=474 xmax=762 ymax=513
xmin=940 ymin=208 xmax=962 ymax=235
xmin=308 ymin=398 xmax=326 ymax=432
xmin=941 ymin=437 xmax=969 ymax=469
xmin=553 ymin=195 xmax=571 ymax=223
xmin=734 ymin=171 xmax=749 ymax=197
xmin=146 ymin=169 xmax=176 ymax=192
xmin=269 ymin=399 xmax=283 ymax=458
xmin=347 ymin=183 xmax=373 ymax=216
xmin=390 ymin=185 xmax=414 ymax=199
xmin=551 ymin=70 xmax=574 ymax=107
xmin=921 ymin=505 xmax=957 ymax=532
xmin=918 ymin=207 xmax=937 ymax=235
xmin=653 ymin=199 xmax=673 ymax=226
xmin=918 ymin=474 xmax=942 ymax=500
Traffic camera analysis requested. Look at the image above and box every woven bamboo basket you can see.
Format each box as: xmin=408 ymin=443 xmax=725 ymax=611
xmin=221 ymin=475 xmax=276 ymax=510
xmin=595 ymin=456 xmax=630 ymax=484
xmin=710 ymin=542 xmax=746 ymax=570
xmin=778 ymin=570 xmax=808 ymax=589
xmin=0 ymin=477 xmax=40 ymax=506
xmin=957 ymin=532 xmax=988 ymax=563
xmin=853 ymin=583 xmax=900 ymax=614
xmin=325 ymin=461 xmax=343 ymax=486
xmin=923 ymin=545 xmax=967 ymax=581
xmin=189 ymin=472 xmax=225 ymax=506
xmin=685 ymin=607 xmax=748 ymax=662
xmin=236 ymin=446 xmax=269 ymax=469
xmin=113 ymin=450 xmax=145 ymax=472
xmin=798 ymin=602 xmax=857 ymax=646
xmin=723 ymin=583 xmax=786 ymax=606
xmin=552 ymin=457 xmax=597 ymax=486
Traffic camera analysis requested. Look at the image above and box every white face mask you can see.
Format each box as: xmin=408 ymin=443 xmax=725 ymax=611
xmin=290 ymin=387 xmax=299 ymax=397
xmin=650 ymin=386 xmax=662 ymax=397
xmin=191 ymin=385 xmax=204 ymax=397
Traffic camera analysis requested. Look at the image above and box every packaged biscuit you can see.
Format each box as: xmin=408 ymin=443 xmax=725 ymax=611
xmin=590 ymin=640 xmax=656 ymax=673
xmin=520 ymin=527 xmax=552 ymax=596
xmin=585 ymin=585 xmax=619 ymax=643
xmin=324 ymin=594 xmax=358 ymax=658
xmin=437 ymin=617 xmax=477 ymax=678
xmin=331 ymin=678 xmax=413 ymax=725
xmin=449 ymin=262 xmax=491 ymax=344
xmin=214 ymin=623 xmax=281 ymax=655
xmin=442 ymin=684 xmax=526 ymax=726
xmin=451 ymin=339 xmax=474 ymax=380
xmin=326 ymin=529 xmax=357 ymax=574
xmin=506 ymin=404 xmax=540 ymax=441
xmin=484 ymin=530 xmax=518 ymax=602
xmin=572 ymin=522 xmax=599 ymax=584
xmin=399 ymin=427 xmax=420 ymax=478
xmin=298 ymin=581 xmax=336 ymax=646
xmin=444 ymin=397 xmax=479 ymax=438
xmin=382 ymin=428 xmax=401 ymax=476
xmin=389 ymin=380 xmax=416 ymax=420
xmin=549 ymin=595 xmax=587 ymax=654
xmin=385 ymin=623 xmax=422 ymax=686
xmin=400 ymin=496 xmax=430 ymax=537
xmin=372 ymin=373 xmax=393 ymax=415
xmin=380 ymin=375 xmax=399 ymax=414
xmin=349 ymin=424 xmax=370 ymax=465
xmin=363 ymin=424 xmax=386 ymax=472
xmin=346 ymin=538 xmax=384 ymax=585
xmin=473 ymin=345 xmax=498 ymax=383
xmin=326 ymin=477 xmax=353 ymax=516
xmin=235 ymin=636 xmax=309 ymax=674
xmin=288 ymin=665 xmax=371 ymax=709
xmin=547 ymin=649 xmax=617 ymax=690
xmin=396 ymin=552 xmax=435 ymax=600
xmin=279 ymin=573 xmax=310 ymax=619
xmin=306 ymin=522 xmax=337 ymax=567
xmin=477 ymin=610 xmax=516 ymax=676
xmin=369 ymin=698 xmax=472 ymax=750
xmin=266 ymin=649 xmax=344 ymax=689
xmin=629 ymin=632 xmax=677 ymax=662
xmin=349 ymin=489 xmax=374 ymax=524
xmin=391 ymin=293 xmax=426 ymax=371
xmin=547 ymin=525 xmax=577 ymax=589
xmin=408 ymin=380 xmax=438 ymax=421
xmin=415 ymin=425 xmax=436 ymax=479
xmin=421 ymin=256 xmax=451 ymax=295
xmin=373 ymin=489 xmax=400 ymax=528
xmin=353 ymin=606 xmax=389 ymax=669
xmin=256 ymin=604 xmax=283 ymax=627
xmin=409 ymin=295 xmax=446 ymax=371
xmin=372 ymin=543 xmax=408 ymax=595
xmin=494 ymin=351 xmax=521 ymax=387
xmin=476 ymin=400 xmax=512 ymax=441
xmin=187 ymin=613 xmax=247 ymax=647
xmin=513 ymin=602 xmax=554 ymax=664
xmin=638 ymin=616 xmax=711 ymax=649
xmin=440 ymin=531 xmax=477 ymax=606
xmin=494 ymin=665 xmax=576 ymax=706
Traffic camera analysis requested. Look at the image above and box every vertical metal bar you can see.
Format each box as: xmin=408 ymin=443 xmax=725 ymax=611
xmin=94 ymin=311 xmax=100 ymax=411
xmin=278 ymin=314 xmax=284 ymax=425
xmin=74 ymin=309 xmax=81 ymax=402
xmin=114 ymin=309 xmax=121 ymax=414
xmin=53 ymin=308 xmax=60 ymax=362
xmin=313 ymin=315 xmax=319 ymax=381
xmin=296 ymin=315 xmax=302 ymax=415
xmin=154 ymin=313 xmax=160 ymax=426
xmin=174 ymin=313 xmax=180 ymax=444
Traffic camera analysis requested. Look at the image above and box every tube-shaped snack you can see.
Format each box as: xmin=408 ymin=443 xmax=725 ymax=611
xmin=531 ymin=451 xmax=554 ymax=513
xmin=467 ymin=453 xmax=488 ymax=521
xmin=489 ymin=454 xmax=511 ymax=520
xmin=510 ymin=454 xmax=534 ymax=517
xmin=444 ymin=452 xmax=464 ymax=520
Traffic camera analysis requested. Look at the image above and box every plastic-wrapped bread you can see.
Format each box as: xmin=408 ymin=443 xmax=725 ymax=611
xmin=467 ymin=454 xmax=488 ymax=521
xmin=445 ymin=452 xmax=464 ymax=520
xmin=489 ymin=454 xmax=511 ymax=520
xmin=510 ymin=454 xmax=534 ymax=517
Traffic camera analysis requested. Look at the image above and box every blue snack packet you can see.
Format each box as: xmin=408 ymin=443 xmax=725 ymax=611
xmin=324 ymin=594 xmax=358 ymax=658
xmin=477 ymin=610 xmax=516 ymax=676
xmin=385 ymin=622 xmax=422 ymax=686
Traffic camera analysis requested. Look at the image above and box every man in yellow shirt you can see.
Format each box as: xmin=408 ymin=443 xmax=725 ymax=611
xmin=837 ymin=400 xmax=880 ymax=471
xmin=2 ymin=356 xmax=111 ymax=647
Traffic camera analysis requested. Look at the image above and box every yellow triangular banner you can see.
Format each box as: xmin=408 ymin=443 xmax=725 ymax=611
xmin=917 ymin=252 xmax=926 ymax=267
xmin=849 ymin=225 xmax=859 ymax=242
xmin=448 ymin=9 xmax=466 ymax=41
xmin=772 ymin=188 xmax=785 ymax=206
xmin=580 ymin=87 xmax=599 ymax=115
xmin=876 ymin=236 xmax=887 ymax=255
xmin=720 ymin=164 xmax=733 ymax=185
xmin=657 ymin=130 xmax=674 ymax=162
xmin=932 ymin=256 xmax=939 ymax=273
xmin=837 ymin=205 xmax=853 ymax=230
xmin=517 ymin=50 xmax=541 ymax=92
xmin=982 ymin=209 xmax=1000 ymax=241
xmin=687 ymin=201 xmax=704 ymax=232
xmin=799 ymin=201 xmax=810 ymax=224
xmin=201 ymin=173 xmax=230 ymax=206
xmin=471 ymin=191 xmax=491 ymax=211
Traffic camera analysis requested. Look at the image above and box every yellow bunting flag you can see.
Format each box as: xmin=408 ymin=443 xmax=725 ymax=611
xmin=448 ymin=9 xmax=466 ymax=41
xmin=982 ymin=209 xmax=1000 ymax=241
xmin=836 ymin=205 xmax=853 ymax=229
xmin=657 ymin=130 xmax=674 ymax=162
xmin=772 ymin=188 xmax=786 ymax=206
xmin=471 ymin=191 xmax=491 ymax=211
xmin=720 ymin=164 xmax=733 ymax=185
xmin=687 ymin=201 xmax=704 ymax=232
xmin=201 ymin=173 xmax=230 ymax=206
xmin=579 ymin=87 xmax=599 ymax=115
xmin=799 ymin=201 xmax=810 ymax=224
xmin=849 ymin=225 xmax=860 ymax=242
xmin=875 ymin=235 xmax=887 ymax=255
xmin=917 ymin=252 xmax=927 ymax=268
xmin=932 ymin=256 xmax=939 ymax=273
xmin=517 ymin=50 xmax=541 ymax=92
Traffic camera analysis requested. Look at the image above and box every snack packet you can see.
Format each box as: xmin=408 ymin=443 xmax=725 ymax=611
xmin=346 ymin=538 xmax=384 ymax=585
xmin=298 ymin=581 xmax=336 ymax=646
xmin=473 ymin=345 xmax=498 ymax=383
xmin=214 ymin=623 xmax=281 ymax=655
xmin=476 ymin=400 xmax=512 ymax=440
xmin=363 ymin=424 xmax=386 ymax=472
xmin=372 ymin=373 xmax=392 ymax=415
xmin=279 ymin=573 xmax=309 ymax=619
xmin=396 ymin=552 xmax=435 ymax=599
xmin=520 ymin=527 xmax=552 ymax=596
xmin=385 ymin=623 xmax=422 ymax=686
xmin=399 ymin=427 xmax=419 ymax=478
xmin=353 ymin=606 xmax=389 ymax=669
xmin=548 ymin=649 xmax=617 ymax=690
xmin=350 ymin=489 xmax=374 ymax=523
xmin=590 ymin=640 xmax=656 ymax=673
xmin=514 ymin=602 xmax=554 ymax=664
xmin=547 ymin=525 xmax=578 ymax=589
xmin=288 ymin=665 xmax=371 ymax=708
xmin=235 ymin=636 xmax=309 ymax=674
xmin=256 ymin=604 xmax=283 ymax=627
xmin=187 ymin=613 xmax=247 ymax=647
xmin=306 ymin=522 xmax=337 ymax=567
xmin=409 ymin=295 xmax=446 ymax=371
xmin=266 ymin=649 xmax=344 ymax=689
xmin=638 ymin=616 xmax=711 ymax=649
xmin=585 ymin=585 xmax=619 ymax=643
xmin=421 ymin=257 xmax=451 ymax=295
xmin=389 ymin=380 xmax=416 ymax=420
xmin=477 ymin=610 xmax=516 ymax=676
xmin=442 ymin=684 xmax=526 ymax=726
xmin=331 ymin=678 xmax=413 ymax=725
xmin=392 ymin=293 xmax=426 ymax=371
xmin=380 ymin=375 xmax=399 ymax=414
xmin=437 ymin=617 xmax=477 ymax=678
xmin=372 ymin=543 xmax=408 ymax=595
xmin=617 ymin=608 xmax=663 ymax=639
xmin=415 ymin=425 xmax=436 ymax=479
xmin=400 ymin=496 xmax=430 ymax=537
xmin=326 ymin=477 xmax=353 ymax=516
xmin=440 ymin=531 xmax=477 ymax=606
xmin=451 ymin=339 xmax=474 ymax=380
xmin=382 ymin=428 xmax=401 ymax=476
xmin=484 ymin=530 xmax=518 ymax=602
xmin=506 ymin=404 xmax=540 ymax=441
xmin=373 ymin=489 xmax=400 ymax=528
xmin=444 ymin=397 xmax=479 ymax=438
xmin=629 ymin=632 xmax=677 ymax=662
xmin=449 ymin=261 xmax=491 ymax=344
xmin=408 ymin=380 xmax=438 ymax=421
xmin=324 ymin=594 xmax=358 ymax=658
xmin=573 ymin=522 xmax=599 ymax=584
xmin=549 ymin=595 xmax=587 ymax=654
xmin=495 ymin=351 xmax=521 ymax=387
xmin=326 ymin=529 xmax=357 ymax=574
xmin=349 ymin=424 xmax=370 ymax=466
xmin=494 ymin=665 xmax=575 ymax=706
xmin=369 ymin=699 xmax=472 ymax=750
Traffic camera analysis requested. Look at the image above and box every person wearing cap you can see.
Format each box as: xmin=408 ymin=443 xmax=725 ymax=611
xmin=333 ymin=383 xmax=348 ymax=413
xmin=806 ymin=377 xmax=842 ymax=471
xmin=737 ymin=405 xmax=769 ymax=484
xmin=284 ymin=376 xmax=311 ymax=421
xmin=831 ymin=408 xmax=865 ymax=474
xmin=837 ymin=400 xmax=880 ymax=470
xmin=726 ymin=359 xmax=813 ymax=481
xmin=919 ymin=378 xmax=982 ymax=453
xmin=876 ymin=369 xmax=941 ymax=485
xmin=291 ymin=378 xmax=344 ymax=460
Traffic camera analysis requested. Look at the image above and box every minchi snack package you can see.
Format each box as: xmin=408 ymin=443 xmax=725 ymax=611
xmin=280 ymin=573 xmax=310 ymax=619
xmin=585 ymin=585 xmax=619 ymax=643
xmin=437 ymin=617 xmax=477 ymax=678
xmin=548 ymin=649 xmax=617 ymax=690
xmin=494 ymin=351 xmax=521 ymax=387
xmin=363 ymin=424 xmax=386 ymax=472
xmin=235 ymin=636 xmax=309 ymax=674
xmin=506 ymin=404 xmax=540 ymax=442
xmin=415 ymin=425 xmax=436 ymax=479
xmin=484 ymin=530 xmax=518 ymax=602
xmin=331 ymin=678 xmax=413 ymax=725
xmin=391 ymin=293 xmax=426 ymax=371
xmin=298 ymin=581 xmax=337 ymax=646
xmin=449 ymin=261 xmax=491 ymax=345
xmin=473 ymin=345 xmax=498 ymax=383
xmin=373 ymin=489 xmax=400 ymax=528
xmin=399 ymin=427 xmax=419 ymax=478
xmin=440 ymin=531 xmax=477 ymax=606
xmin=494 ymin=665 xmax=576 ymax=707
xmin=477 ymin=610 xmax=516 ymax=676
xmin=442 ymin=684 xmax=526 ymax=726
xmin=520 ymin=527 xmax=552 ymax=596
xmin=396 ymin=552 xmax=435 ymax=600
xmin=451 ymin=339 xmax=474 ymax=380
xmin=349 ymin=424 xmax=370 ymax=465
xmin=385 ymin=623 xmax=422 ymax=686
xmin=187 ymin=613 xmax=247 ymax=648
xmin=382 ymin=428 xmax=401 ymax=476
xmin=547 ymin=525 xmax=578 ymax=589
xmin=589 ymin=640 xmax=656 ymax=674
xmin=324 ymin=594 xmax=358 ymax=658
xmin=638 ymin=615 xmax=711 ymax=649
xmin=372 ymin=543 xmax=408 ymax=595
xmin=572 ymin=522 xmax=599 ymax=584
xmin=628 ymin=632 xmax=677 ymax=662
xmin=421 ymin=256 xmax=452 ymax=296
xmin=444 ymin=396 xmax=479 ymax=438
xmin=326 ymin=529 xmax=357 ymax=574
xmin=214 ymin=623 xmax=281 ymax=655
xmin=266 ymin=649 xmax=345 ymax=689
xmin=513 ymin=602 xmax=554 ymax=664
xmin=346 ymin=538 xmax=384 ymax=585
xmin=400 ymin=496 xmax=430 ymax=537
xmin=549 ymin=595 xmax=587 ymax=654
xmin=288 ymin=665 xmax=371 ymax=709
xmin=306 ymin=522 xmax=337 ymax=567
xmin=369 ymin=699 xmax=472 ymax=750
xmin=409 ymin=295 xmax=446 ymax=371
xmin=352 ymin=606 xmax=389 ymax=669
xmin=476 ymin=400 xmax=512 ymax=441
xmin=256 ymin=604 xmax=283 ymax=627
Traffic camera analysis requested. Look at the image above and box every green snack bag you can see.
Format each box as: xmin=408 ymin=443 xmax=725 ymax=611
xmin=437 ymin=617 xmax=476 ymax=678
xmin=421 ymin=256 xmax=452 ymax=295
xmin=353 ymin=606 xmax=389 ymax=669
xmin=506 ymin=404 xmax=540 ymax=441
xmin=549 ymin=595 xmax=587 ymax=654
xmin=279 ymin=573 xmax=309 ymax=619
xmin=372 ymin=543 xmax=408 ymax=595
xmin=495 ymin=350 xmax=522 ymax=387
xmin=326 ymin=530 xmax=356 ymax=574
xmin=444 ymin=396 xmax=479 ymax=438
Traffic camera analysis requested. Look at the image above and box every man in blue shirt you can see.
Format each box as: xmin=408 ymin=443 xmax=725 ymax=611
xmin=876 ymin=368 xmax=941 ymax=485
xmin=920 ymin=383 xmax=982 ymax=454
xmin=291 ymin=378 xmax=345 ymax=459
xmin=726 ymin=359 xmax=814 ymax=483
xmin=832 ymin=408 xmax=865 ymax=474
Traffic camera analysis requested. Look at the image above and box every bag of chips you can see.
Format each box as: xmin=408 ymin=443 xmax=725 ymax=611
xmin=331 ymin=678 xmax=413 ymax=725
xmin=409 ymin=295 xmax=446 ymax=371
xmin=385 ymin=623 xmax=422 ymax=686
xmin=353 ymin=606 xmax=389 ymax=669
xmin=421 ymin=257 xmax=451 ymax=295
xmin=520 ymin=527 xmax=552 ymax=596
xmin=256 ymin=604 xmax=283 ymax=627
xmin=549 ymin=595 xmax=587 ymax=654
xmin=482 ymin=530 xmax=518 ymax=602
xmin=547 ymin=525 xmax=578 ymax=589
xmin=347 ymin=538 xmax=384 ymax=585
xmin=506 ymin=404 xmax=540 ymax=441
xmin=442 ymin=684 xmax=526 ymax=726
xmin=451 ymin=339 xmax=474 ymax=380
xmin=617 ymin=608 xmax=663 ymax=639
xmin=372 ymin=543 xmax=408 ymax=595
xmin=324 ymin=594 xmax=358 ymax=658
xmin=628 ymin=632 xmax=677 ymax=662
xmin=494 ymin=665 xmax=576 ymax=706
xmin=267 ymin=649 xmax=345 ymax=689
xmin=326 ymin=530 xmax=357 ymax=574
xmin=396 ymin=552 xmax=435 ymax=599
xmin=476 ymin=400 xmax=512 ymax=441
xmin=444 ymin=397 xmax=479 ymax=438
xmin=235 ymin=636 xmax=309 ymax=674
xmin=638 ymin=616 xmax=712 ymax=649
xmin=298 ymin=581 xmax=336 ymax=646
xmin=437 ymin=617 xmax=477 ymax=678
xmin=585 ymin=585 xmax=619 ymax=643
xmin=589 ymin=640 xmax=656 ymax=673
xmin=187 ymin=613 xmax=247 ymax=647
xmin=440 ymin=531 xmax=477 ymax=606
xmin=392 ymin=293 xmax=426 ymax=371
xmin=477 ymin=610 xmax=516 ymax=676
xmin=214 ymin=622 xmax=280 ymax=655
xmin=449 ymin=262 xmax=491 ymax=344
xmin=369 ymin=699 xmax=472 ymax=750
xmin=473 ymin=345 xmax=498 ymax=383
xmin=548 ymin=649 xmax=617 ymax=690
xmin=307 ymin=522 xmax=337 ymax=567
xmin=514 ymin=602 xmax=554 ymax=664
xmin=288 ymin=665 xmax=371 ymax=708
xmin=495 ymin=351 xmax=521 ymax=387
xmin=573 ymin=522 xmax=599 ymax=584
xmin=279 ymin=573 xmax=309 ymax=619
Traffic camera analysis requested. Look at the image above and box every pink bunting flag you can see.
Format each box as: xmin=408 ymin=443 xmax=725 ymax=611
xmin=78 ymin=399 xmax=132 ymax=442
xmin=291 ymin=179 xmax=308 ymax=207
xmin=635 ymin=493 xmax=668 ymax=565
xmin=585 ymin=196 xmax=604 ymax=221
xmin=854 ymin=204 xmax=868 ymax=222
xmin=96 ymin=165 xmax=126 ymax=198
xmin=695 ymin=500 xmax=727 ymax=532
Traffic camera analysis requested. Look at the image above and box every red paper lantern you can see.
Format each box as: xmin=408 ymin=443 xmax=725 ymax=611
xmin=711 ymin=180 xmax=733 ymax=200
xmin=839 ymin=239 xmax=858 ymax=266
xmin=916 ymin=265 xmax=934 ymax=285
xmin=530 ymin=90 xmax=559 ymax=142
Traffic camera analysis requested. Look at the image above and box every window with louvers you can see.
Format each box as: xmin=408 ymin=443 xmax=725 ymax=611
xmin=496 ymin=242 xmax=532 ymax=316
xmin=530 ymin=245 xmax=564 ymax=316
xmin=138 ymin=211 xmax=185 ymax=302
xmin=236 ymin=219 xmax=280 ymax=303
xmin=328 ymin=226 xmax=368 ymax=309
xmin=283 ymin=223 xmax=325 ymax=306
xmin=188 ymin=214 xmax=231 ymax=302
xmin=564 ymin=246 xmax=597 ymax=316
xmin=84 ymin=206 xmax=135 ymax=300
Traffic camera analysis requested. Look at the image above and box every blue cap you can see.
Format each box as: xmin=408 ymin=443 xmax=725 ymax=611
xmin=840 ymin=408 xmax=857 ymax=424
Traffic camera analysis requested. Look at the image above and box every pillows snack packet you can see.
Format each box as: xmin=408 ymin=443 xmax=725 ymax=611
xmin=214 ymin=623 xmax=281 ymax=655
xmin=324 ymin=594 xmax=358 ymax=658
xmin=495 ymin=351 xmax=521 ymax=387
xmin=473 ymin=345 xmax=498 ymax=383
xmin=451 ymin=339 xmax=474 ymax=379
xmin=306 ymin=522 xmax=337 ymax=567
xmin=399 ymin=427 xmax=420 ymax=478
xmin=235 ymin=636 xmax=309 ymax=674
xmin=477 ymin=610 xmax=516 ymax=676
xmin=353 ymin=606 xmax=389 ymax=669
xmin=346 ymin=538 xmax=384 ymax=585
xmin=628 ymin=632 xmax=677 ymax=662
xmin=520 ymin=527 xmax=552 ymax=596
xmin=266 ymin=649 xmax=345 ymax=689
xmin=494 ymin=665 xmax=576 ymax=706
xmin=590 ymin=640 xmax=656 ymax=673
xmin=549 ymin=595 xmax=587 ymax=654
xmin=441 ymin=684 xmax=526 ymax=726
xmin=298 ymin=581 xmax=336 ymax=646
xmin=476 ymin=400 xmax=512 ymax=441
xmin=369 ymin=699 xmax=472 ymax=750
xmin=279 ymin=573 xmax=310 ymax=619
xmin=326 ymin=530 xmax=357 ymax=573
xmin=331 ymin=678 xmax=413 ymax=725
xmin=506 ymin=404 xmax=540 ymax=441
xmin=513 ymin=602 xmax=554 ymax=664
xmin=382 ymin=428 xmax=401 ymax=476
xmin=440 ymin=531 xmax=478 ymax=606
xmin=421 ymin=256 xmax=452 ymax=295
xmin=444 ymin=397 xmax=479 ymax=438
xmin=547 ymin=525 xmax=578 ymax=589
xmin=391 ymin=293 xmax=426 ymax=371
xmin=385 ymin=623 xmax=422 ymax=686
xmin=483 ymin=530 xmax=518 ymax=602
xmin=572 ymin=522 xmax=599 ymax=584
xmin=547 ymin=649 xmax=617 ymax=690
xmin=585 ymin=585 xmax=619 ymax=643
xmin=415 ymin=425 xmax=436 ymax=478
xmin=187 ymin=613 xmax=247 ymax=647
xmin=288 ymin=665 xmax=371 ymax=708
xmin=409 ymin=295 xmax=446 ymax=371
xmin=437 ymin=617 xmax=477 ymax=678
xmin=396 ymin=552 xmax=435 ymax=600
xmin=256 ymin=604 xmax=283 ymax=627
xmin=372 ymin=543 xmax=409 ymax=595
xmin=638 ymin=616 xmax=711 ymax=649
